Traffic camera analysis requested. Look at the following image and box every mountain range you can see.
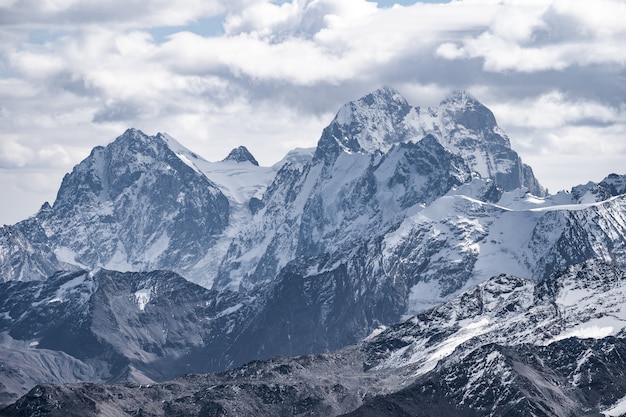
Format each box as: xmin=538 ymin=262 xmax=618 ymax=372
xmin=4 ymin=260 xmax=626 ymax=416
xmin=1 ymin=87 xmax=626 ymax=416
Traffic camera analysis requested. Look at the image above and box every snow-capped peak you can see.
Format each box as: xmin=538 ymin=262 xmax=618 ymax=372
xmin=438 ymin=90 xmax=500 ymax=136
xmin=119 ymin=127 xmax=148 ymax=141
xmin=572 ymin=173 xmax=626 ymax=203
xmin=156 ymin=131 xmax=207 ymax=175
xmin=333 ymin=87 xmax=413 ymax=144
xmin=314 ymin=86 xmax=417 ymax=158
xmin=440 ymin=90 xmax=482 ymax=111
xmin=222 ymin=146 xmax=259 ymax=166
xmin=313 ymin=87 xmax=543 ymax=195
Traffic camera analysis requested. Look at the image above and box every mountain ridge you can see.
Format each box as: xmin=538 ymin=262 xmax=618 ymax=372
xmin=0 ymin=88 xmax=626 ymax=413
xmin=317 ymin=87 xmax=545 ymax=196
xmin=5 ymin=260 xmax=626 ymax=416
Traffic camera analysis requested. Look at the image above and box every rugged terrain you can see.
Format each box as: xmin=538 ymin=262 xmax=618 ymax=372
xmin=4 ymin=260 xmax=626 ymax=416
xmin=1 ymin=88 xmax=626 ymax=414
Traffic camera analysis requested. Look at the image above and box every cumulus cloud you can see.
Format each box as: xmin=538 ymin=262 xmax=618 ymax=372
xmin=436 ymin=0 xmax=626 ymax=72
xmin=0 ymin=137 xmax=85 ymax=169
xmin=492 ymin=91 xmax=622 ymax=131
xmin=0 ymin=140 xmax=33 ymax=168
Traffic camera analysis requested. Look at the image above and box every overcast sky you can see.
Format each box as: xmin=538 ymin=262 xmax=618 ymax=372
xmin=1 ymin=0 xmax=625 ymax=224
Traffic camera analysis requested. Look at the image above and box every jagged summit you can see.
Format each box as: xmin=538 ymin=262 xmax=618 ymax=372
xmin=571 ymin=173 xmax=626 ymax=203
xmin=438 ymin=90 xmax=503 ymax=143
xmin=108 ymin=128 xmax=167 ymax=151
xmin=314 ymin=87 xmax=545 ymax=195
xmin=324 ymin=86 xmax=414 ymax=155
xmin=39 ymin=128 xmax=230 ymax=278
xmin=356 ymin=86 xmax=409 ymax=108
xmin=53 ymin=128 xmax=201 ymax=210
xmin=440 ymin=90 xmax=482 ymax=109
xmin=101 ymin=129 xmax=206 ymax=171
xmin=222 ymin=146 xmax=259 ymax=166
xmin=120 ymin=127 xmax=148 ymax=140
xmin=439 ymin=90 xmax=500 ymax=138
xmin=325 ymin=88 xmax=496 ymax=157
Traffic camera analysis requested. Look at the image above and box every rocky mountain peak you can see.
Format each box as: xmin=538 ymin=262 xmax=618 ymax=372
xmin=358 ymin=86 xmax=409 ymax=108
xmin=440 ymin=90 xmax=481 ymax=109
xmin=120 ymin=127 xmax=149 ymax=140
xmin=37 ymin=128 xmax=230 ymax=279
xmin=332 ymin=87 xmax=413 ymax=152
xmin=222 ymin=146 xmax=259 ymax=166
xmin=439 ymin=90 xmax=500 ymax=137
xmin=110 ymin=128 xmax=165 ymax=154
xmin=312 ymin=87 xmax=544 ymax=194
xmin=38 ymin=201 xmax=52 ymax=212
xmin=435 ymin=91 xmax=544 ymax=194
xmin=52 ymin=129 xmax=180 ymax=210
xmin=313 ymin=87 xmax=417 ymax=163
xmin=572 ymin=173 xmax=626 ymax=203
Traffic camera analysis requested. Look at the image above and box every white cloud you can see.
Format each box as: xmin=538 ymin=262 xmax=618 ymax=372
xmin=491 ymin=91 xmax=621 ymax=130
xmin=436 ymin=0 xmax=626 ymax=72
xmin=222 ymin=0 xmax=378 ymax=39
xmin=489 ymin=5 xmax=546 ymax=42
xmin=0 ymin=170 xmax=64 ymax=224
xmin=1 ymin=0 xmax=225 ymax=28
xmin=36 ymin=144 xmax=74 ymax=167
xmin=0 ymin=78 xmax=38 ymax=98
xmin=0 ymin=140 xmax=33 ymax=168
xmin=158 ymin=32 xmax=356 ymax=85
xmin=551 ymin=0 xmax=626 ymax=38
xmin=9 ymin=49 xmax=66 ymax=78
xmin=436 ymin=42 xmax=466 ymax=60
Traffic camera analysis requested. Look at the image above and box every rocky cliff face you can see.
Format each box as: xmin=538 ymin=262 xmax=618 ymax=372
xmin=0 ymin=268 xmax=260 ymax=405
xmin=346 ymin=337 xmax=626 ymax=417
xmin=0 ymin=129 xmax=231 ymax=283
xmin=42 ymin=129 xmax=230 ymax=276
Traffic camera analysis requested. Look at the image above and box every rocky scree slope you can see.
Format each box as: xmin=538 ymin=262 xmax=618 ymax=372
xmin=5 ymin=260 xmax=626 ymax=416
xmin=345 ymin=337 xmax=626 ymax=417
xmin=0 ymin=269 xmax=259 ymax=406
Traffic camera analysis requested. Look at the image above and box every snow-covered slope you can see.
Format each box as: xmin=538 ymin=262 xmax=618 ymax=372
xmin=214 ymin=133 xmax=473 ymax=291
xmin=384 ymin=185 xmax=626 ymax=315
xmin=0 ymin=217 xmax=72 ymax=282
xmin=571 ymin=173 xmax=626 ymax=204
xmin=366 ymin=260 xmax=626 ymax=375
xmin=345 ymin=260 xmax=626 ymax=416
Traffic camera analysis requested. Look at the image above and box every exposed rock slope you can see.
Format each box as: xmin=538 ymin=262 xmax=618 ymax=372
xmin=5 ymin=261 xmax=626 ymax=416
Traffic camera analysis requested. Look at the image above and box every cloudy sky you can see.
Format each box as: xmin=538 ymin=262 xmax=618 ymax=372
xmin=1 ymin=0 xmax=625 ymax=224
